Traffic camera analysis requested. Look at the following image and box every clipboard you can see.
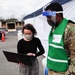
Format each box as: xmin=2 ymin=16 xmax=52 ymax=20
xmin=3 ymin=51 xmax=36 ymax=66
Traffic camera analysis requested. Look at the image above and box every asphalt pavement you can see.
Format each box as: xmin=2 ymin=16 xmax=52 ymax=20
xmin=0 ymin=31 xmax=45 ymax=75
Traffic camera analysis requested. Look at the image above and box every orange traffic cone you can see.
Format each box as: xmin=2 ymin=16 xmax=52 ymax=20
xmin=1 ymin=32 xmax=5 ymax=42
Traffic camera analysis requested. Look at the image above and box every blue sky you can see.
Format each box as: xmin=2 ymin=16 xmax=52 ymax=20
xmin=0 ymin=0 xmax=47 ymax=20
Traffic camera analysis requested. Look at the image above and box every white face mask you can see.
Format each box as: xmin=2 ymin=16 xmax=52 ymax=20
xmin=24 ymin=35 xmax=33 ymax=40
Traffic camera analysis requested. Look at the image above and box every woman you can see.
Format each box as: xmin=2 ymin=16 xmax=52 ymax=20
xmin=17 ymin=23 xmax=45 ymax=75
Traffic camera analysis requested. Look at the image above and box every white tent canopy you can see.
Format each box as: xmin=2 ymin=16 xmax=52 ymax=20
xmin=63 ymin=0 xmax=75 ymax=22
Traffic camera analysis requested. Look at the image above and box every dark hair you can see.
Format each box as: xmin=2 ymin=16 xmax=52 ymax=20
xmin=45 ymin=2 xmax=63 ymax=18
xmin=22 ymin=23 xmax=37 ymax=35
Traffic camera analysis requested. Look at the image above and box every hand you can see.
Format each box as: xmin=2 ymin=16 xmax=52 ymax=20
xmin=26 ymin=53 xmax=36 ymax=56
xmin=17 ymin=62 xmax=25 ymax=66
xmin=17 ymin=62 xmax=21 ymax=65
xmin=17 ymin=62 xmax=22 ymax=65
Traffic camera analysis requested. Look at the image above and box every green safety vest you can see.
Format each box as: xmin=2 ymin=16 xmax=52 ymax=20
xmin=47 ymin=18 xmax=69 ymax=72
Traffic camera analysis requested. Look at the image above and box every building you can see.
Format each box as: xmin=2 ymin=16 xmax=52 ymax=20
xmin=0 ymin=18 xmax=24 ymax=31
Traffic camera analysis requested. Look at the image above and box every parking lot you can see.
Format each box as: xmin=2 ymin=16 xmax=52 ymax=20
xmin=0 ymin=31 xmax=44 ymax=75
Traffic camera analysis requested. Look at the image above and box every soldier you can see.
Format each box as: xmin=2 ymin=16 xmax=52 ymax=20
xmin=43 ymin=2 xmax=75 ymax=75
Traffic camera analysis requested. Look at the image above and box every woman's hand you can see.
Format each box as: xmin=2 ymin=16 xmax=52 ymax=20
xmin=26 ymin=53 xmax=36 ymax=56
xmin=17 ymin=62 xmax=25 ymax=66
xmin=17 ymin=62 xmax=22 ymax=65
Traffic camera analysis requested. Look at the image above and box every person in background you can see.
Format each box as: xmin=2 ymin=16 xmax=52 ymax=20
xmin=42 ymin=2 xmax=75 ymax=75
xmin=17 ymin=23 xmax=45 ymax=75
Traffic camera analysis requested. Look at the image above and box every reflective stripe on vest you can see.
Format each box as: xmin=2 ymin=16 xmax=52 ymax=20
xmin=49 ymin=43 xmax=64 ymax=49
xmin=48 ymin=56 xmax=68 ymax=63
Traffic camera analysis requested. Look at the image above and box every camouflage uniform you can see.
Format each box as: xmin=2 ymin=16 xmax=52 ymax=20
xmin=64 ymin=21 xmax=75 ymax=75
xmin=48 ymin=21 xmax=75 ymax=75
